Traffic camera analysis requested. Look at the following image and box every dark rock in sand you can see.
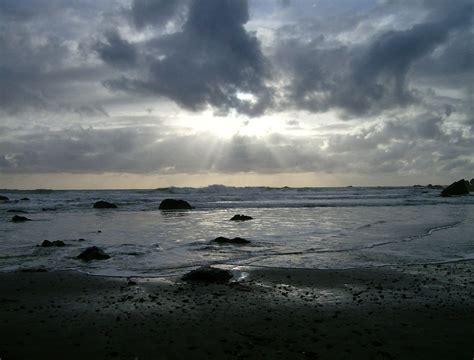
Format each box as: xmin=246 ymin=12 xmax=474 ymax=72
xmin=7 ymin=210 xmax=28 ymax=213
xmin=230 ymin=214 xmax=253 ymax=221
xmin=0 ymin=195 xmax=9 ymax=202
xmin=12 ymin=215 xmax=32 ymax=222
xmin=440 ymin=179 xmax=470 ymax=197
xmin=77 ymin=246 xmax=110 ymax=261
xmin=93 ymin=201 xmax=117 ymax=209
xmin=213 ymin=236 xmax=250 ymax=245
xmin=159 ymin=198 xmax=193 ymax=210
xmin=182 ymin=266 xmax=233 ymax=283
xmin=40 ymin=240 xmax=65 ymax=247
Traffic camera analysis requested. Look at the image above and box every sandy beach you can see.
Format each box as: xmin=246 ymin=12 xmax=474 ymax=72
xmin=1 ymin=261 xmax=473 ymax=360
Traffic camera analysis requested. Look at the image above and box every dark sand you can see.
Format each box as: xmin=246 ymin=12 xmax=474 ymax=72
xmin=1 ymin=262 xmax=473 ymax=359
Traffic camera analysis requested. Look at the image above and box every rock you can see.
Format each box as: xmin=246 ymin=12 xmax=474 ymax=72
xmin=20 ymin=197 xmax=30 ymax=201
xmin=40 ymin=240 xmax=53 ymax=247
xmin=93 ymin=201 xmax=118 ymax=209
xmin=42 ymin=208 xmax=57 ymax=211
xmin=182 ymin=266 xmax=233 ymax=284
xmin=20 ymin=267 xmax=48 ymax=273
xmin=213 ymin=236 xmax=250 ymax=245
xmin=12 ymin=215 xmax=32 ymax=222
xmin=7 ymin=210 xmax=28 ymax=213
xmin=0 ymin=195 xmax=9 ymax=202
xmin=230 ymin=214 xmax=253 ymax=221
xmin=440 ymin=179 xmax=470 ymax=197
xmin=77 ymin=246 xmax=110 ymax=261
xmin=426 ymin=184 xmax=444 ymax=189
xmin=470 ymin=178 xmax=474 ymax=191
xmin=159 ymin=199 xmax=193 ymax=210
xmin=40 ymin=240 xmax=65 ymax=247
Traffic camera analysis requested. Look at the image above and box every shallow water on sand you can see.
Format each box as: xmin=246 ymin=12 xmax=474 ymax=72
xmin=1 ymin=186 xmax=473 ymax=276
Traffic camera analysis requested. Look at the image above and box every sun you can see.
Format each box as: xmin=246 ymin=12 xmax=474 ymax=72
xmin=182 ymin=111 xmax=243 ymax=138
xmin=177 ymin=111 xmax=289 ymax=139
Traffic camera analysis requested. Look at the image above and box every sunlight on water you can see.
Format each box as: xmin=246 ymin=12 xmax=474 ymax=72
xmin=0 ymin=187 xmax=473 ymax=276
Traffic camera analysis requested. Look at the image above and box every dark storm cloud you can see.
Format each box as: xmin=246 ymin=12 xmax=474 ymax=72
xmin=130 ymin=0 xmax=186 ymax=29
xmin=0 ymin=0 xmax=122 ymax=115
xmin=104 ymin=0 xmax=272 ymax=116
xmin=413 ymin=29 xmax=474 ymax=89
xmin=275 ymin=0 xmax=473 ymax=116
xmin=0 ymin=0 xmax=58 ymax=21
xmin=94 ymin=31 xmax=138 ymax=69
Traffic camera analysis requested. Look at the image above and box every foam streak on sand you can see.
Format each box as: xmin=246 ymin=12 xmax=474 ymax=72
xmin=0 ymin=262 xmax=473 ymax=359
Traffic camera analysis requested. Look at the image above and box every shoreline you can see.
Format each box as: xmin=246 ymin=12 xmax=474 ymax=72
xmin=1 ymin=261 xmax=473 ymax=359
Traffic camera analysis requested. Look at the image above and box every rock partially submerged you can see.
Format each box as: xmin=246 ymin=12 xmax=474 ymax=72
xmin=7 ymin=209 xmax=28 ymax=213
xmin=93 ymin=201 xmax=118 ymax=209
xmin=426 ymin=184 xmax=444 ymax=190
xmin=159 ymin=199 xmax=193 ymax=210
xmin=440 ymin=179 xmax=470 ymax=197
xmin=213 ymin=236 xmax=250 ymax=245
xmin=182 ymin=266 xmax=233 ymax=284
xmin=12 ymin=215 xmax=32 ymax=222
xmin=77 ymin=246 xmax=110 ymax=261
xmin=230 ymin=214 xmax=253 ymax=221
xmin=19 ymin=267 xmax=48 ymax=273
xmin=0 ymin=195 xmax=9 ymax=202
xmin=40 ymin=240 xmax=66 ymax=247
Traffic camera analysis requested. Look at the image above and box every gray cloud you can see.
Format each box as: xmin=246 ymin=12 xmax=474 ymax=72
xmin=104 ymin=0 xmax=272 ymax=116
xmin=0 ymin=1 xmax=123 ymax=115
xmin=2 ymin=108 xmax=472 ymax=176
xmin=275 ymin=0 xmax=473 ymax=116
xmin=130 ymin=0 xmax=186 ymax=29
xmin=0 ymin=0 xmax=472 ymax=182
xmin=94 ymin=31 xmax=138 ymax=69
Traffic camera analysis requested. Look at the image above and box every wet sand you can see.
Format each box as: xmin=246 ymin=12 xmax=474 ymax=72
xmin=1 ymin=261 xmax=473 ymax=359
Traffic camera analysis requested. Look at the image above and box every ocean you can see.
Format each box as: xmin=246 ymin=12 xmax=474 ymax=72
xmin=1 ymin=186 xmax=473 ymax=277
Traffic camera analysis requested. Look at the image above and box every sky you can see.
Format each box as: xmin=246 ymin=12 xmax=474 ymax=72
xmin=0 ymin=0 xmax=472 ymax=189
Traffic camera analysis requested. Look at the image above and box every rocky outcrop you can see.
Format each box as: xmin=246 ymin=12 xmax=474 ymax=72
xmin=426 ymin=184 xmax=444 ymax=190
xmin=440 ymin=179 xmax=470 ymax=197
xmin=229 ymin=214 xmax=253 ymax=221
xmin=12 ymin=215 xmax=32 ymax=222
xmin=470 ymin=178 xmax=474 ymax=191
xmin=181 ymin=266 xmax=233 ymax=284
xmin=212 ymin=236 xmax=250 ymax=245
xmin=0 ymin=195 xmax=9 ymax=202
xmin=40 ymin=240 xmax=66 ymax=247
xmin=93 ymin=201 xmax=118 ymax=209
xmin=77 ymin=246 xmax=110 ymax=261
xmin=159 ymin=199 xmax=193 ymax=210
